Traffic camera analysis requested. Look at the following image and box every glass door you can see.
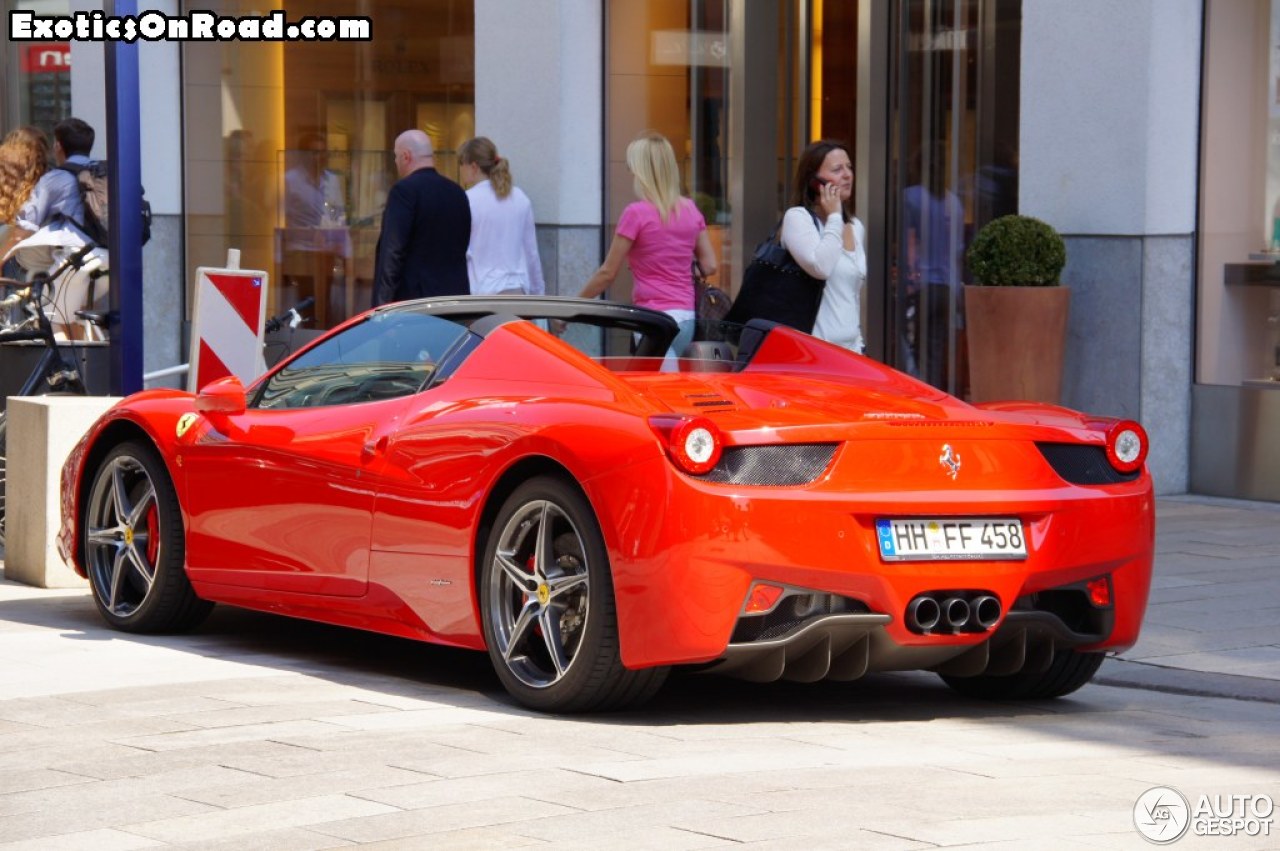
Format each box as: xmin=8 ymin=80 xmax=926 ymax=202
xmin=885 ymin=0 xmax=1020 ymax=397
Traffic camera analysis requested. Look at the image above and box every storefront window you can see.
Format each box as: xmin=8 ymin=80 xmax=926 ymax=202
xmin=1 ymin=0 xmax=73 ymax=136
xmin=1199 ymin=0 xmax=1280 ymax=387
xmin=886 ymin=0 xmax=1020 ymax=398
xmin=183 ymin=0 xmax=474 ymax=330
xmin=604 ymin=0 xmax=732 ymax=314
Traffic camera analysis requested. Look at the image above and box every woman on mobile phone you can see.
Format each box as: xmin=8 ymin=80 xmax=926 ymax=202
xmin=781 ymin=139 xmax=867 ymax=353
xmin=578 ymin=130 xmax=718 ymax=368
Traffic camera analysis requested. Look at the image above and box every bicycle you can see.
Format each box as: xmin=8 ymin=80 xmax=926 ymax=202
xmin=0 ymin=244 xmax=108 ymax=548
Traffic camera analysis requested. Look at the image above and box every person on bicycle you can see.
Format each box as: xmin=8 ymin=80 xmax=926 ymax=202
xmin=53 ymin=118 xmax=96 ymax=181
xmin=0 ymin=126 xmax=83 ymax=274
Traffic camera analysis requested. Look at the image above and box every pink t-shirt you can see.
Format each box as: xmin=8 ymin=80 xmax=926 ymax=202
xmin=616 ymin=197 xmax=706 ymax=312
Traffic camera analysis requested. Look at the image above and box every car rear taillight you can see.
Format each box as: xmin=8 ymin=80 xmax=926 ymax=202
xmin=648 ymin=414 xmax=723 ymax=475
xmin=1105 ymin=419 xmax=1148 ymax=474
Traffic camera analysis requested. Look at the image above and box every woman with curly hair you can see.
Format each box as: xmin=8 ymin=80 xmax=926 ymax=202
xmin=0 ymin=128 xmax=49 ymax=222
xmin=0 ymin=126 xmax=82 ymax=269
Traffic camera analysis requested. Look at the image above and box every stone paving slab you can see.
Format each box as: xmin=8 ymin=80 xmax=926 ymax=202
xmin=1 ymin=497 xmax=1278 ymax=847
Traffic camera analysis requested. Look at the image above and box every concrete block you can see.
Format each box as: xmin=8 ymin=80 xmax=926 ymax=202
xmin=5 ymin=395 xmax=119 ymax=588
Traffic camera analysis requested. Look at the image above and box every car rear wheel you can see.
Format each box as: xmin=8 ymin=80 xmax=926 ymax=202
xmin=940 ymin=648 xmax=1105 ymax=700
xmin=480 ymin=476 xmax=667 ymax=712
xmin=84 ymin=441 xmax=212 ymax=632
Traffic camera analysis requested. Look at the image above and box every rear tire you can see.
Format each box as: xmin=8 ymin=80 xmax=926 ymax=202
xmin=941 ymin=649 xmax=1105 ymax=700
xmin=83 ymin=440 xmax=212 ymax=632
xmin=479 ymin=476 xmax=667 ymax=712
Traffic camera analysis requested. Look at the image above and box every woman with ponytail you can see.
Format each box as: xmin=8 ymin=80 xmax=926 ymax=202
xmin=458 ymin=136 xmax=545 ymax=295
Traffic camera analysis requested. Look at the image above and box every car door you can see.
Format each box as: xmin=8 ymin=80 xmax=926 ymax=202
xmin=182 ymin=310 xmax=471 ymax=596
xmin=182 ymin=398 xmax=410 ymax=596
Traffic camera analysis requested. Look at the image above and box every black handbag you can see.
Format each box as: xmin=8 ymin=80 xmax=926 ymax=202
xmin=726 ymin=218 xmax=825 ymax=333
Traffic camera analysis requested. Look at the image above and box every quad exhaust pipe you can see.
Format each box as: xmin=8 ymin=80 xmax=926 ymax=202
xmin=906 ymin=592 xmax=1001 ymax=634
xmin=972 ymin=595 xmax=1001 ymax=630
xmin=906 ymin=596 xmax=941 ymax=632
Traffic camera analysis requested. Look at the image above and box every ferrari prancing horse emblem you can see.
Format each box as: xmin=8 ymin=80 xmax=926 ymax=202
xmin=939 ymin=444 xmax=961 ymax=480
xmin=176 ymin=413 xmax=199 ymax=439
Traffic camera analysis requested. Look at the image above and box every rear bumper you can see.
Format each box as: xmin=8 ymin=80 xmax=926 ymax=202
xmin=588 ymin=456 xmax=1154 ymax=671
xmin=698 ymin=605 xmax=1117 ymax=684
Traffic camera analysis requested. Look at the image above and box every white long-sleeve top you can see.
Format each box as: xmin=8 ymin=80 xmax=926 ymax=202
xmin=465 ymin=179 xmax=545 ymax=295
xmin=780 ymin=207 xmax=867 ymax=353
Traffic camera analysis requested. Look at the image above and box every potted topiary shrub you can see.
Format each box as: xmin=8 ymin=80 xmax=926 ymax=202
xmin=964 ymin=214 xmax=1070 ymax=404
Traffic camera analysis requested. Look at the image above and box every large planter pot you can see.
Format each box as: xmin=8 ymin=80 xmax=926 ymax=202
xmin=964 ymin=285 xmax=1071 ymax=404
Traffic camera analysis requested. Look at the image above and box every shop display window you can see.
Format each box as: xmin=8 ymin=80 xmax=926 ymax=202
xmin=1 ymin=1 xmax=72 ymax=136
xmin=1200 ymin=0 xmax=1280 ymax=387
xmin=604 ymin=0 xmax=735 ymax=309
xmin=183 ymin=0 xmax=474 ymax=330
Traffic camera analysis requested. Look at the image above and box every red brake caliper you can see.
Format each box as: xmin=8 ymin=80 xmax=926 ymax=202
xmin=145 ymin=504 xmax=160 ymax=564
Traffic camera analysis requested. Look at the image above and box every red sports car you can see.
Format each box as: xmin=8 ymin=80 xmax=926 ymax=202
xmin=58 ymin=297 xmax=1154 ymax=712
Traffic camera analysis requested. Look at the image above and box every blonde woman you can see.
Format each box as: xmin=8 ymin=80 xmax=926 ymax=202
xmin=579 ymin=131 xmax=718 ymax=364
xmin=459 ymin=136 xmax=544 ymax=295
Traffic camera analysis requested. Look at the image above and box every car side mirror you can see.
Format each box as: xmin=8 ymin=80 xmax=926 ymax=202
xmin=195 ymin=376 xmax=247 ymax=415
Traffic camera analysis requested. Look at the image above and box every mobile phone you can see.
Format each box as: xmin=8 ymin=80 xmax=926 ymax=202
xmin=809 ymin=176 xmax=829 ymax=194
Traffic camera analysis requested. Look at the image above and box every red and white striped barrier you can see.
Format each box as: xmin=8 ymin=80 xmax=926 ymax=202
xmin=187 ymin=266 xmax=269 ymax=392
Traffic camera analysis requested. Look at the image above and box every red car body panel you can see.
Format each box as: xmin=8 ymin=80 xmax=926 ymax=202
xmin=59 ymin=315 xmax=1155 ymax=676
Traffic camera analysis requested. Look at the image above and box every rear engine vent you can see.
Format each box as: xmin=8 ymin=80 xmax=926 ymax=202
xmin=886 ymin=420 xmax=995 ymax=427
xmin=683 ymin=392 xmax=735 ymax=410
xmin=697 ymin=443 xmax=837 ymax=486
xmin=1037 ymin=442 xmax=1139 ymax=485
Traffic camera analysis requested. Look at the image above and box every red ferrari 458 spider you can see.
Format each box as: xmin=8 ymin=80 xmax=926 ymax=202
xmin=58 ymin=297 xmax=1154 ymax=712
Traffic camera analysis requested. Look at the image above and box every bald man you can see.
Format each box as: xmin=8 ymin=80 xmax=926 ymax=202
xmin=372 ymin=129 xmax=471 ymax=306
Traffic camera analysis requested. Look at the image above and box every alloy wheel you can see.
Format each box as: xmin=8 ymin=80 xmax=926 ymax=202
xmin=486 ymin=499 xmax=591 ymax=690
xmin=85 ymin=454 xmax=162 ymax=617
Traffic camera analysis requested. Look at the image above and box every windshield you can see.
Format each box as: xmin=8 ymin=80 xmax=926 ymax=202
xmin=254 ymin=311 xmax=469 ymax=409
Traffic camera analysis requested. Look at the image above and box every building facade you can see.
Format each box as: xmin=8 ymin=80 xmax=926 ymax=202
xmin=2 ymin=0 xmax=1275 ymax=500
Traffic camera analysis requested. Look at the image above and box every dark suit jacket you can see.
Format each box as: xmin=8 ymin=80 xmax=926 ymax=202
xmin=372 ymin=167 xmax=471 ymax=306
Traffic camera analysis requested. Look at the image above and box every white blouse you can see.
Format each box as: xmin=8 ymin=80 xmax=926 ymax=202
xmin=465 ymin=179 xmax=545 ymax=295
xmin=780 ymin=206 xmax=867 ymax=353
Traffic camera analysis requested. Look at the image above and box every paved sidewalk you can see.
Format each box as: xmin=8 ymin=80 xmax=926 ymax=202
xmin=1103 ymin=496 xmax=1280 ymax=701
xmin=0 ymin=496 xmax=1276 ymax=849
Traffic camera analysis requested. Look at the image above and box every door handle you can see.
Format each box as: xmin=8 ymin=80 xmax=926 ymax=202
xmin=362 ymin=435 xmax=389 ymax=459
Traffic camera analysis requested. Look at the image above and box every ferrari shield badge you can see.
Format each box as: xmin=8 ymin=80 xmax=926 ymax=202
xmin=939 ymin=444 xmax=961 ymax=480
xmin=176 ymin=412 xmax=199 ymax=439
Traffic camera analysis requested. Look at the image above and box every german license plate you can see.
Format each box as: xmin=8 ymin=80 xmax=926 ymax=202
xmin=876 ymin=517 xmax=1027 ymax=561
